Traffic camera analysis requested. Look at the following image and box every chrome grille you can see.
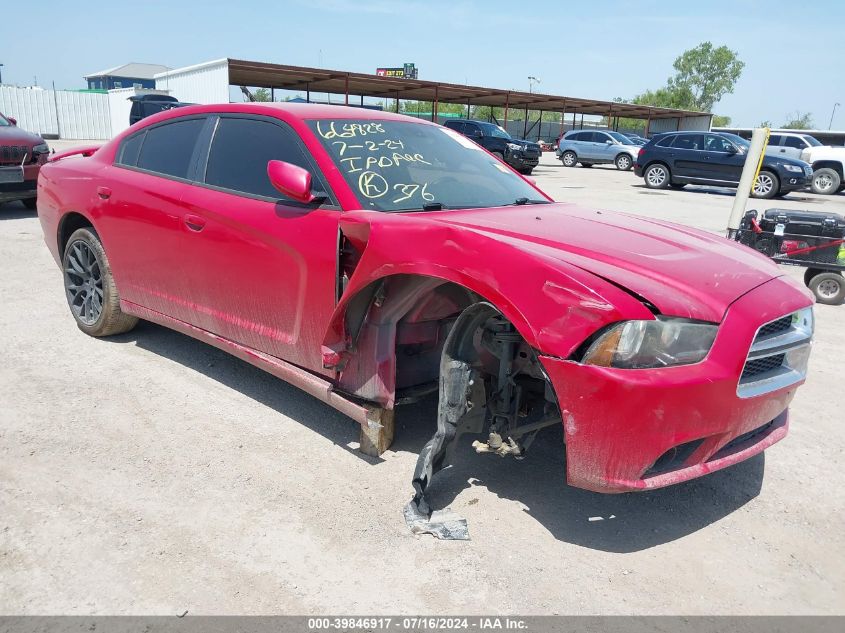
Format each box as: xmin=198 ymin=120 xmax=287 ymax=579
xmin=0 ymin=145 xmax=30 ymax=165
xmin=737 ymin=309 xmax=813 ymax=398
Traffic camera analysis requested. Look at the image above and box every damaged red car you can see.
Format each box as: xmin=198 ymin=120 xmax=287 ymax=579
xmin=37 ymin=104 xmax=814 ymax=534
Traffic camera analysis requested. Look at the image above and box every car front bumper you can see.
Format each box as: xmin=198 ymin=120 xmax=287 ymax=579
xmin=539 ymin=276 xmax=812 ymax=493
xmin=0 ymin=163 xmax=40 ymax=203
xmin=778 ymin=171 xmax=812 ymax=191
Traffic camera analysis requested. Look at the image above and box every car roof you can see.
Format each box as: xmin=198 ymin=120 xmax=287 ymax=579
xmin=143 ymin=102 xmax=437 ymax=125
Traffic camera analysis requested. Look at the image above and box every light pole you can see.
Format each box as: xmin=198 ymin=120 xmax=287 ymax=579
xmin=0 ymin=64 xmax=4 ymax=85
xmin=528 ymin=76 xmax=540 ymax=93
xmin=829 ymin=103 xmax=841 ymax=130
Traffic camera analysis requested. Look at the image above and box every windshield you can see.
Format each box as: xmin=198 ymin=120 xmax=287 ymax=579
xmin=0 ymin=114 xmax=10 ymax=127
xmin=481 ymin=123 xmax=511 ymax=139
xmin=607 ymin=131 xmax=634 ymax=144
xmin=308 ymin=119 xmax=548 ymax=212
xmin=803 ymin=135 xmax=823 ymax=147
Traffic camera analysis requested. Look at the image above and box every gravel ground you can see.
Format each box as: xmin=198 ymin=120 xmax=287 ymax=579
xmin=0 ymin=149 xmax=843 ymax=615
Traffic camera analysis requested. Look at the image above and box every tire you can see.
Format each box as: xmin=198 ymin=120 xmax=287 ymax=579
xmin=644 ymin=163 xmax=670 ymax=189
xmin=751 ymin=170 xmax=779 ymax=199
xmin=521 ymin=168 xmax=533 ymax=176
xmin=669 ymin=183 xmax=687 ymax=190
xmin=810 ymin=167 xmax=841 ymax=195
xmin=492 ymin=151 xmax=505 ymax=162
xmin=807 ymin=271 xmax=845 ymax=305
xmin=22 ymin=197 xmax=37 ymax=210
xmin=804 ymin=268 xmax=825 ymax=287
xmin=561 ymin=151 xmax=577 ymax=167
xmin=614 ymin=153 xmax=633 ymax=171
xmin=63 ymin=227 xmax=138 ymax=337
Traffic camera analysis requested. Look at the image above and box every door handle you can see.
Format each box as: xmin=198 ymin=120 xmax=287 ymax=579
xmin=97 ymin=186 xmax=112 ymax=200
xmin=184 ymin=214 xmax=207 ymax=232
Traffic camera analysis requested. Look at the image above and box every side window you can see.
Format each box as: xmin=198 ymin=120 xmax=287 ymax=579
xmin=705 ymin=134 xmax=734 ymax=152
xmin=136 ymin=118 xmax=205 ymax=179
xmin=566 ymin=132 xmax=583 ymax=142
xmin=204 ymin=117 xmax=315 ymax=200
xmin=655 ymin=135 xmax=675 ymax=147
xmin=783 ymin=136 xmax=808 ymax=149
xmin=448 ymin=121 xmax=466 ymax=135
xmin=768 ymin=135 xmax=783 ymax=147
xmin=594 ymin=133 xmax=610 ymax=144
xmin=116 ymin=131 xmax=145 ymax=167
xmin=465 ymin=123 xmax=482 ymax=137
xmin=672 ymin=134 xmax=704 ymax=150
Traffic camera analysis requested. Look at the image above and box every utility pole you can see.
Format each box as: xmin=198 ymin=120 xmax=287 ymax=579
xmin=527 ymin=76 xmax=540 ymax=94
xmin=0 ymin=63 xmax=4 ymax=85
xmin=830 ymin=103 xmax=841 ymax=130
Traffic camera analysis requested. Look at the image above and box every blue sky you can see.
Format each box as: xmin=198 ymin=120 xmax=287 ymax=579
xmin=4 ymin=0 xmax=844 ymax=128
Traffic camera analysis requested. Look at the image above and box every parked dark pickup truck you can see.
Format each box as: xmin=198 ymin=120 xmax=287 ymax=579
xmin=0 ymin=112 xmax=50 ymax=209
xmin=129 ymin=94 xmax=192 ymax=125
xmin=443 ymin=119 xmax=541 ymax=174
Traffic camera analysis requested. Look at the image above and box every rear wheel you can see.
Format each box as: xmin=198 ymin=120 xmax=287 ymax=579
xmin=614 ymin=154 xmax=633 ymax=170
xmin=810 ymin=168 xmax=841 ymax=195
xmin=644 ymin=163 xmax=670 ymax=189
xmin=520 ymin=167 xmax=533 ymax=176
xmin=561 ymin=151 xmax=577 ymax=167
xmin=63 ymin=227 xmax=138 ymax=337
xmin=808 ymin=271 xmax=845 ymax=305
xmin=492 ymin=151 xmax=505 ymax=161
xmin=751 ymin=170 xmax=779 ymax=199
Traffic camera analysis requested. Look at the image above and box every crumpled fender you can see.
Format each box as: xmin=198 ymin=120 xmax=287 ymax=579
xmin=321 ymin=210 xmax=654 ymax=365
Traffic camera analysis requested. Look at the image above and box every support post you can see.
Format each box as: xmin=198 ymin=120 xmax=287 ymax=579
xmin=580 ymin=113 xmax=584 ymax=129
xmin=345 ymin=76 xmax=349 ymax=105
xmin=306 ymin=84 xmax=310 ymax=103
xmin=503 ymin=92 xmax=509 ymax=127
xmin=466 ymin=99 xmax=471 ymax=119
xmin=538 ymin=109 xmax=544 ymax=141
xmin=727 ymin=128 xmax=769 ymax=234
xmin=395 ymin=92 xmax=399 ymax=114
xmin=359 ymin=407 xmax=395 ymax=456
xmin=271 ymin=87 xmax=275 ymax=102
xmin=645 ymin=109 xmax=652 ymax=137
xmin=523 ymin=105 xmax=529 ymax=138
xmin=433 ymin=86 xmax=439 ymax=122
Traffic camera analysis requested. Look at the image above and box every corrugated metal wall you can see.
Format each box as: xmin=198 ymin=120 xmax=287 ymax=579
xmin=155 ymin=59 xmax=230 ymax=104
xmin=0 ymin=87 xmax=112 ymax=139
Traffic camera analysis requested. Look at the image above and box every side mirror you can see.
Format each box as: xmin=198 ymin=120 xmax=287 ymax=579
xmin=7 ymin=117 xmax=16 ymax=126
xmin=267 ymin=160 xmax=315 ymax=204
xmin=726 ymin=145 xmax=738 ymax=155
xmin=605 ymin=139 xmax=613 ymax=145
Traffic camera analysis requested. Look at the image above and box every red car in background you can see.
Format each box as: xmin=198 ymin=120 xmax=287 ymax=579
xmin=36 ymin=103 xmax=814 ymax=535
xmin=0 ymin=112 xmax=50 ymax=209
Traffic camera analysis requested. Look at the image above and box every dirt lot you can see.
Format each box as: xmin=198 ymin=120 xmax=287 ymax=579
xmin=1 ymin=150 xmax=843 ymax=615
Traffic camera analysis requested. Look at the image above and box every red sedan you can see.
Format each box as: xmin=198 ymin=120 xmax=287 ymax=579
xmin=37 ymin=104 xmax=814 ymax=534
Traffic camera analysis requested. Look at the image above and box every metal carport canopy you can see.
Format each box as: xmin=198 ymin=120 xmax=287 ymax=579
xmin=226 ymin=58 xmax=708 ymax=120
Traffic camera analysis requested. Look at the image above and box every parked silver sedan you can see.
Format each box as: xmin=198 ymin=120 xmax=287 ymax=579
xmin=558 ymin=130 xmax=641 ymax=170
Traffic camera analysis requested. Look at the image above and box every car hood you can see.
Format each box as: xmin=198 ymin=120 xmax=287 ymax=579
xmin=0 ymin=125 xmax=44 ymax=147
xmin=763 ymin=153 xmax=810 ymax=168
xmin=510 ymin=138 xmax=540 ymax=149
xmin=422 ymin=202 xmax=783 ymax=322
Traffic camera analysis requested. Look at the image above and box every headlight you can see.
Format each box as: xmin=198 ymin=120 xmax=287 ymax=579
xmin=582 ymin=317 xmax=718 ymax=369
xmin=782 ymin=164 xmax=803 ymax=173
xmin=32 ymin=143 xmax=50 ymax=154
xmin=506 ymin=142 xmax=522 ymax=151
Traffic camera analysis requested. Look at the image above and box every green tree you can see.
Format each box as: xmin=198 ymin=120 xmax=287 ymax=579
xmin=711 ymin=115 xmax=732 ymax=127
xmin=252 ymin=88 xmax=271 ymax=102
xmin=758 ymin=120 xmax=774 ymax=128
xmin=667 ymin=42 xmax=744 ymax=112
xmin=781 ymin=111 xmax=814 ymax=129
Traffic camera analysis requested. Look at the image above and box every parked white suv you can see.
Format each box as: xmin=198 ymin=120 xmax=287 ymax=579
xmin=766 ymin=132 xmax=845 ymax=195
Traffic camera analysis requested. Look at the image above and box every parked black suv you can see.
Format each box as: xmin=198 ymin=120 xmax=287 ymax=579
xmin=443 ymin=119 xmax=541 ymax=174
xmin=128 ymin=95 xmax=192 ymax=125
xmin=634 ymin=131 xmax=813 ymax=199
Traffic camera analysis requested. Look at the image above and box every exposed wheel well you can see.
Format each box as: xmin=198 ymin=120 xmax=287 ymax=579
xmin=58 ymin=212 xmax=94 ymax=256
xmin=811 ymin=161 xmax=844 ymax=179
xmin=644 ymin=160 xmax=671 ymax=173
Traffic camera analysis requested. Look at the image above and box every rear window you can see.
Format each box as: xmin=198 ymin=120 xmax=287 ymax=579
xmin=655 ymin=135 xmax=675 ymax=147
xmin=135 ymin=118 xmax=205 ymax=179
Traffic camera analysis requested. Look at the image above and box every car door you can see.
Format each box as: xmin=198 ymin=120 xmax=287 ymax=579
xmin=592 ymin=132 xmax=615 ymax=162
xmin=176 ymin=114 xmax=340 ymax=375
xmin=781 ymin=135 xmax=809 ymax=159
xmin=98 ymin=116 xmax=210 ymax=325
xmin=766 ymin=134 xmax=784 ymax=156
xmin=703 ymin=134 xmax=744 ymax=183
xmin=669 ymin=134 xmax=706 ymax=179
